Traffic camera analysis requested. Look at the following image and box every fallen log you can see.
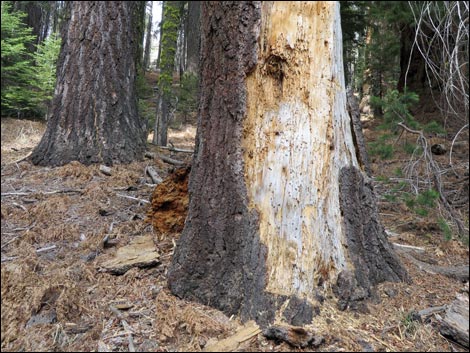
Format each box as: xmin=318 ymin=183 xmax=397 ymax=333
xmin=439 ymin=294 xmax=469 ymax=347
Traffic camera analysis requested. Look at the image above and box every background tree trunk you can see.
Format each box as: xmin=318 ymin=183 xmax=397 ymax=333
xmin=153 ymin=1 xmax=182 ymax=146
xmin=143 ymin=1 xmax=153 ymax=71
xmin=30 ymin=1 xmax=147 ymax=166
xmin=185 ymin=1 xmax=200 ymax=75
xmin=168 ymin=1 xmax=408 ymax=327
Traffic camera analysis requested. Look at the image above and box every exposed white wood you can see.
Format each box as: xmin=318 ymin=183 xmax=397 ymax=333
xmin=243 ymin=2 xmax=358 ymax=298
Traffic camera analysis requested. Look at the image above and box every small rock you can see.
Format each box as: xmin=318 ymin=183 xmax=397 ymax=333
xmin=384 ymin=287 xmax=397 ymax=298
xmin=26 ymin=309 xmax=57 ymax=327
xmin=431 ymin=144 xmax=446 ymax=155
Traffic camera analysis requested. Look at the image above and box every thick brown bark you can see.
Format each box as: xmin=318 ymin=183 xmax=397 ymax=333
xmin=30 ymin=1 xmax=147 ymax=166
xmin=168 ymin=1 xmax=408 ymax=327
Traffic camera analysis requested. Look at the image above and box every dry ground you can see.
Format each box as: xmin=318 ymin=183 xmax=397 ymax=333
xmin=1 ymin=117 xmax=468 ymax=352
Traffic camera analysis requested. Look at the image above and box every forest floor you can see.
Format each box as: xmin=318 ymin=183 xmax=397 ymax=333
xmin=1 ymin=105 xmax=468 ymax=351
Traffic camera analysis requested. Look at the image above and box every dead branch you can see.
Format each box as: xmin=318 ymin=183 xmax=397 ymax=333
xmin=398 ymin=122 xmax=466 ymax=236
xmin=109 ymin=305 xmax=135 ymax=352
xmin=145 ymin=166 xmax=163 ymax=184
xmin=397 ymin=248 xmax=469 ymax=281
xmin=1 ymin=189 xmax=83 ymax=197
xmin=144 ymin=151 xmax=186 ymax=166
xmin=99 ymin=165 xmax=112 ymax=176
xmin=36 ymin=245 xmax=57 ymax=253
xmin=158 ymin=145 xmax=194 ymax=153
xmin=392 ymin=243 xmax=426 ymax=253
xmin=116 ymin=193 xmax=150 ymax=204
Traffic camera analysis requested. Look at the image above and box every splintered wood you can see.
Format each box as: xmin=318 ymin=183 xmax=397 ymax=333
xmin=203 ymin=321 xmax=261 ymax=352
xmin=99 ymin=235 xmax=160 ymax=275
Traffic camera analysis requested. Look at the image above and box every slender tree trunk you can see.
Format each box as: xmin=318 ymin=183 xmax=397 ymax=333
xmin=153 ymin=1 xmax=181 ymax=146
xmin=30 ymin=1 xmax=147 ymax=166
xmin=168 ymin=1 xmax=408 ymax=327
xmin=185 ymin=1 xmax=200 ymax=75
xmin=143 ymin=1 xmax=153 ymax=71
xmin=397 ymin=24 xmax=427 ymax=92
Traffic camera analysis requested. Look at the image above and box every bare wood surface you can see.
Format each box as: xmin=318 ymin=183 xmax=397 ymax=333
xmin=1 ymin=189 xmax=83 ymax=197
xmin=439 ymin=294 xmax=469 ymax=347
xmin=203 ymin=321 xmax=261 ymax=352
xmin=99 ymin=165 xmax=112 ymax=176
xmin=158 ymin=145 xmax=194 ymax=153
xmin=116 ymin=193 xmax=150 ymax=204
xmin=392 ymin=243 xmax=426 ymax=253
xmin=145 ymin=166 xmax=163 ymax=184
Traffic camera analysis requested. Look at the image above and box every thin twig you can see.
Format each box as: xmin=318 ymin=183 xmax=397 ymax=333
xmin=116 ymin=193 xmax=150 ymax=204
xmin=1 ymin=189 xmax=83 ymax=197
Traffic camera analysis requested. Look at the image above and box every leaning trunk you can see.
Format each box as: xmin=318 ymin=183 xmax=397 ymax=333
xmin=168 ymin=1 xmax=408 ymax=327
xmin=30 ymin=1 xmax=147 ymax=166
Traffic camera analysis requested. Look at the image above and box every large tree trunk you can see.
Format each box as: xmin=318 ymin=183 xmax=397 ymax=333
xmin=30 ymin=1 xmax=147 ymax=166
xmin=168 ymin=1 xmax=409 ymax=327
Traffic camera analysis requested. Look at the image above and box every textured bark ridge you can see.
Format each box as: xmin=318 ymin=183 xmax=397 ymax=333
xmin=31 ymin=2 xmax=147 ymax=166
xmin=336 ymin=167 xmax=410 ymax=310
xmin=168 ymin=1 xmax=408 ymax=327
xmin=168 ymin=1 xmax=281 ymax=326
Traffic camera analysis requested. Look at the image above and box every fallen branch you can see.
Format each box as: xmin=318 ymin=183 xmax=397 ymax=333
xmin=109 ymin=305 xmax=136 ymax=352
xmin=397 ymin=122 xmax=466 ymax=236
xmin=416 ymin=305 xmax=447 ymax=321
xmin=145 ymin=166 xmax=163 ymax=184
xmin=397 ymin=249 xmax=469 ymax=281
xmin=158 ymin=145 xmax=194 ymax=153
xmin=36 ymin=245 xmax=57 ymax=253
xmin=392 ymin=243 xmax=426 ymax=253
xmin=159 ymin=154 xmax=185 ymax=166
xmin=1 ymin=189 xmax=83 ymax=197
xmin=144 ymin=151 xmax=186 ymax=166
xmin=99 ymin=165 xmax=112 ymax=176
xmin=116 ymin=193 xmax=150 ymax=204
xmin=10 ymin=151 xmax=32 ymax=165
xmin=1 ymin=256 xmax=19 ymax=262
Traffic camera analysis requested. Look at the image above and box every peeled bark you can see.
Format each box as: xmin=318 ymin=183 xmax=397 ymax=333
xmin=168 ymin=1 xmax=408 ymax=327
xmin=30 ymin=1 xmax=147 ymax=166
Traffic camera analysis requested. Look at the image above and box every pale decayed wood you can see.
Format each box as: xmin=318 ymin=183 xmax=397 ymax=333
xmin=243 ymin=1 xmax=358 ymax=298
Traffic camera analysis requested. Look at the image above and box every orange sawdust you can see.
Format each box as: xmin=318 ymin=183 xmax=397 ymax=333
xmin=147 ymin=167 xmax=190 ymax=235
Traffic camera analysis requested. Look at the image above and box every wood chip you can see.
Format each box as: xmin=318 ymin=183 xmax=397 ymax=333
xmin=99 ymin=165 xmax=112 ymax=176
xmin=99 ymin=235 xmax=160 ymax=275
xmin=203 ymin=321 xmax=261 ymax=352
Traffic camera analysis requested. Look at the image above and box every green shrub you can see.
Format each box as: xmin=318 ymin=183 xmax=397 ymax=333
xmin=1 ymin=1 xmax=36 ymax=115
xmin=437 ymin=217 xmax=452 ymax=241
xmin=1 ymin=2 xmax=60 ymax=117
xmin=423 ymin=120 xmax=446 ymax=135
xmin=368 ymin=141 xmax=394 ymax=159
